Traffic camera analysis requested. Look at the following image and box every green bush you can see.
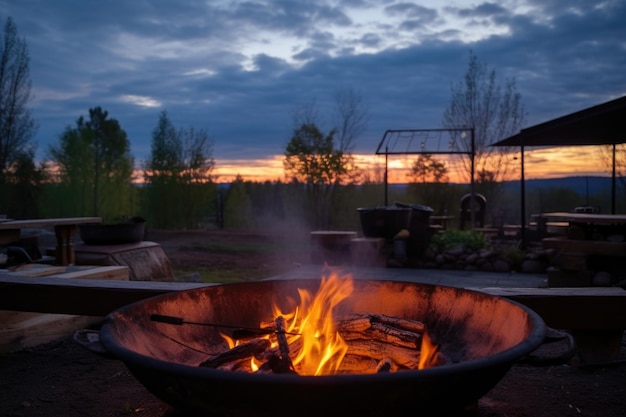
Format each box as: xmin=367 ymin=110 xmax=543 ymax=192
xmin=500 ymin=244 xmax=525 ymax=270
xmin=430 ymin=230 xmax=488 ymax=252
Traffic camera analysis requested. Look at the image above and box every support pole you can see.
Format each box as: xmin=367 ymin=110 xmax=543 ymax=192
xmin=384 ymin=146 xmax=389 ymax=206
xmin=520 ymin=143 xmax=526 ymax=248
xmin=612 ymin=143 xmax=616 ymax=214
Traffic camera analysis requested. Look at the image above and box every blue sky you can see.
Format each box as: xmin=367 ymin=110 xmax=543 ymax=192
xmin=2 ymin=0 xmax=625 ymax=178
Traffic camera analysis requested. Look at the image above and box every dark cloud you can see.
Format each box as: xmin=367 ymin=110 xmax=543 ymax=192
xmin=1 ymin=0 xmax=624 ymax=166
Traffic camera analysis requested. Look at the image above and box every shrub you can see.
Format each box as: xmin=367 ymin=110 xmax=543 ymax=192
xmin=429 ymin=229 xmax=488 ymax=252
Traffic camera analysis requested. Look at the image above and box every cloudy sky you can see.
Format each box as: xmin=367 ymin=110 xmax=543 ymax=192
xmin=2 ymin=0 xmax=625 ymax=181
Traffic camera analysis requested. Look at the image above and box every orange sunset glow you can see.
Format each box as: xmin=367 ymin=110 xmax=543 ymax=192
xmin=212 ymin=146 xmax=612 ymax=184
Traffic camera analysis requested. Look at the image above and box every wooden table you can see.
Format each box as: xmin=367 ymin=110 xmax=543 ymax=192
xmin=540 ymin=212 xmax=626 ymax=224
xmin=538 ymin=212 xmax=626 ymax=239
xmin=0 ymin=217 xmax=101 ymax=266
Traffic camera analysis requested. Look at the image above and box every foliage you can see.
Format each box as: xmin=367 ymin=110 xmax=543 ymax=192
xmin=223 ymin=175 xmax=254 ymax=229
xmin=283 ymin=123 xmax=359 ymax=228
xmin=1 ymin=148 xmax=47 ymax=218
xmin=142 ymin=110 xmax=216 ymax=229
xmin=429 ymin=229 xmax=488 ymax=252
xmin=407 ymin=154 xmax=449 ymax=184
xmin=0 ymin=17 xmax=40 ymax=216
xmin=282 ymin=89 xmax=367 ymax=229
xmin=47 ymin=107 xmax=134 ymax=221
xmin=406 ymin=153 xmax=451 ymax=214
xmin=597 ymin=144 xmax=626 ymax=200
xmin=442 ymin=51 xmax=526 ymax=218
xmin=500 ymin=244 xmax=525 ymax=270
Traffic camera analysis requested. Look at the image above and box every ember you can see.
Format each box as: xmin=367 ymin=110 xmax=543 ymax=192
xmin=202 ymin=272 xmax=444 ymax=375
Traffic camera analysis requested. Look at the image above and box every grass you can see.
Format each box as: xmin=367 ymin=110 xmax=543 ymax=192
xmin=173 ymin=265 xmax=289 ymax=284
xmin=172 ymin=239 xmax=311 ymax=284
xmin=178 ymin=241 xmax=308 ymax=255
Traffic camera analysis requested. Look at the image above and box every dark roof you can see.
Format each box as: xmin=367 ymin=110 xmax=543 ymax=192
xmin=491 ymin=95 xmax=626 ymax=147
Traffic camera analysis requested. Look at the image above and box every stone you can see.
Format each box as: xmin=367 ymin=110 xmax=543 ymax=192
xmin=521 ymin=259 xmax=545 ymax=274
xmin=465 ymin=253 xmax=479 ymax=265
xmin=446 ymin=246 xmax=465 ymax=257
xmin=592 ymin=271 xmax=612 ymax=287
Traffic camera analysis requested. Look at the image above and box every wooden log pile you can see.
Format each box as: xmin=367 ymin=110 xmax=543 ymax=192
xmin=199 ymin=313 xmax=445 ymax=374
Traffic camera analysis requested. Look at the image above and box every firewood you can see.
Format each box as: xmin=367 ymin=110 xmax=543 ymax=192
xmin=261 ymin=313 xmax=424 ymax=336
xmin=340 ymin=322 xmax=421 ymax=349
xmin=375 ymin=358 xmax=393 ymax=373
xmin=350 ymin=313 xmax=425 ymax=334
xmin=272 ymin=315 xmax=296 ymax=374
xmin=346 ymin=340 xmax=420 ymax=369
xmin=199 ymin=338 xmax=270 ymax=368
xmin=336 ymin=354 xmax=379 ymax=374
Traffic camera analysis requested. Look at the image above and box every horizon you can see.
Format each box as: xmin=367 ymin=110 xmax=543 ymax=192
xmin=209 ymin=145 xmax=614 ymax=184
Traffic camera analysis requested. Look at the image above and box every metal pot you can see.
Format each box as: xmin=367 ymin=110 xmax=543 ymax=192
xmin=93 ymin=279 xmax=546 ymax=416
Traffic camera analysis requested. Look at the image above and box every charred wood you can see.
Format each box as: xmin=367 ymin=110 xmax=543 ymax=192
xmin=199 ymin=338 xmax=270 ymax=368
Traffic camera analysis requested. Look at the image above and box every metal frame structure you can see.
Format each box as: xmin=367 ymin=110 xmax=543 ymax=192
xmin=375 ymin=128 xmax=475 ymax=207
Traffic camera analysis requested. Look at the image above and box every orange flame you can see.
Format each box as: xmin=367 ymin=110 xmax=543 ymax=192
xmin=418 ymin=330 xmax=440 ymax=370
xmin=273 ymin=272 xmax=353 ymax=376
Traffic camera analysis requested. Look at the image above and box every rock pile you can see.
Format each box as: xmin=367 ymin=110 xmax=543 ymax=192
xmin=398 ymin=242 xmax=555 ymax=274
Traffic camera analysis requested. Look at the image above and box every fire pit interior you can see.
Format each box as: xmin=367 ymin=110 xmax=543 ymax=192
xmin=99 ymin=275 xmax=545 ymax=416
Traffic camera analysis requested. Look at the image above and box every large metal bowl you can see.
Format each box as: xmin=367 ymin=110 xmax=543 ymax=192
xmin=98 ymin=279 xmax=546 ymax=416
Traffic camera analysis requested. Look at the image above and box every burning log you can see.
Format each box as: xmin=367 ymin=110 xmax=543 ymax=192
xmin=258 ymin=315 xmax=297 ymax=374
xmin=203 ymin=312 xmax=433 ymax=374
xmin=375 ymin=358 xmax=393 ymax=373
xmin=346 ymin=340 xmax=421 ymax=369
xmin=199 ymin=338 xmax=270 ymax=369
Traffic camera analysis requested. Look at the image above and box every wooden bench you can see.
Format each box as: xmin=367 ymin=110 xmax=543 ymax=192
xmin=0 ymin=265 xmax=128 ymax=352
xmin=543 ymin=237 xmax=626 ymax=256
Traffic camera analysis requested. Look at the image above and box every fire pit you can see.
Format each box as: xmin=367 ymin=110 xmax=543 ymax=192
xmin=96 ymin=277 xmax=545 ymax=416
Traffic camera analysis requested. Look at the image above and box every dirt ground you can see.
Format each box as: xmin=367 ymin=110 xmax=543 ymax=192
xmin=1 ymin=229 xmax=625 ymax=417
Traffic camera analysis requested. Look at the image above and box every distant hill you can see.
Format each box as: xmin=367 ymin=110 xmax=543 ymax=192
xmin=501 ymin=176 xmax=615 ymax=195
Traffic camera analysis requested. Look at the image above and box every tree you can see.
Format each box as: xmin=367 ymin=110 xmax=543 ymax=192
xmin=333 ymin=88 xmax=368 ymax=154
xmin=283 ymin=89 xmax=367 ymax=228
xmin=284 ymin=123 xmax=358 ymax=228
xmin=0 ymin=16 xmax=39 ymax=215
xmin=143 ymin=110 xmax=216 ymax=229
xmin=442 ymin=51 xmax=526 ymax=213
xmin=48 ymin=107 xmax=134 ymax=220
xmin=406 ymin=153 xmax=450 ymax=213
xmin=407 ymin=154 xmax=449 ymax=184
xmin=598 ymin=144 xmax=626 ymax=210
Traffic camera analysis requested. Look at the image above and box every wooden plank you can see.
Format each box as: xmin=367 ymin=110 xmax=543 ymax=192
xmin=6 ymin=264 xmax=67 ymax=277
xmin=0 ymin=217 xmax=101 ymax=230
xmin=0 ymin=312 xmax=100 ymax=353
xmin=481 ymin=287 xmax=626 ymax=330
xmin=54 ymin=266 xmax=129 ymax=281
xmin=0 ymin=274 xmax=210 ymax=316
xmin=1 ymin=274 xmax=625 ymax=331
xmin=543 ymin=237 xmax=626 ymax=256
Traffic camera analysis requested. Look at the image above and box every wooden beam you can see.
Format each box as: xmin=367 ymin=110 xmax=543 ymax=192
xmin=1 ymin=274 xmax=625 ymax=332
xmin=481 ymin=287 xmax=626 ymax=330
xmin=543 ymin=237 xmax=626 ymax=256
xmin=0 ymin=274 xmax=210 ymax=316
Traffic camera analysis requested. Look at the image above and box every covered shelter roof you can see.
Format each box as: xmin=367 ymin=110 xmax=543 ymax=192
xmin=491 ymin=95 xmax=626 ymax=246
xmin=492 ymin=95 xmax=626 ymax=147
